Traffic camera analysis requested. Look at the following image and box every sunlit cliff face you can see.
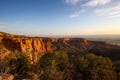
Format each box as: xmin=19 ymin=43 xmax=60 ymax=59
xmin=0 ymin=32 xmax=119 ymax=53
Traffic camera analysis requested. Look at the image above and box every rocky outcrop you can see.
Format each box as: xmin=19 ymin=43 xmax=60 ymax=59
xmin=0 ymin=37 xmax=51 ymax=53
xmin=0 ymin=32 xmax=120 ymax=56
xmin=0 ymin=32 xmax=120 ymax=62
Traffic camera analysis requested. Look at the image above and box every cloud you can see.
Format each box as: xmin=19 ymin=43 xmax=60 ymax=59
xmin=95 ymin=2 xmax=120 ymax=18
xmin=84 ymin=0 xmax=111 ymax=7
xmin=65 ymin=0 xmax=80 ymax=5
xmin=110 ymin=14 xmax=120 ymax=18
xmin=66 ymin=0 xmax=120 ymax=18
xmin=69 ymin=9 xmax=85 ymax=18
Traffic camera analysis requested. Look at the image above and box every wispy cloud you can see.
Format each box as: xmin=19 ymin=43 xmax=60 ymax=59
xmin=65 ymin=0 xmax=80 ymax=5
xmin=66 ymin=0 xmax=120 ymax=18
xmin=95 ymin=2 xmax=120 ymax=18
xmin=69 ymin=9 xmax=85 ymax=18
xmin=84 ymin=0 xmax=111 ymax=7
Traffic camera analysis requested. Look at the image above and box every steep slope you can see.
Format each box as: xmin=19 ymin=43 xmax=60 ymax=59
xmin=0 ymin=32 xmax=120 ymax=60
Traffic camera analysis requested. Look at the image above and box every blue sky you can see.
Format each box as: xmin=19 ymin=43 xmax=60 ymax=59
xmin=0 ymin=0 xmax=120 ymax=36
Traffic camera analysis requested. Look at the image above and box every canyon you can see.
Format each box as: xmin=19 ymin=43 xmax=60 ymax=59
xmin=0 ymin=32 xmax=120 ymax=79
xmin=0 ymin=32 xmax=120 ymax=60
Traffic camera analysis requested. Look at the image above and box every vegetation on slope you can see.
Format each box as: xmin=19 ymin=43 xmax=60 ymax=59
xmin=0 ymin=45 xmax=119 ymax=80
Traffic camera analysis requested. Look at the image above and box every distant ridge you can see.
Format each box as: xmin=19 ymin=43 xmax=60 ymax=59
xmin=0 ymin=31 xmax=120 ymax=60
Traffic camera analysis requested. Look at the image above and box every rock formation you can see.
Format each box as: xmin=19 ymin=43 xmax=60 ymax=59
xmin=0 ymin=32 xmax=120 ymax=61
xmin=0 ymin=32 xmax=119 ymax=53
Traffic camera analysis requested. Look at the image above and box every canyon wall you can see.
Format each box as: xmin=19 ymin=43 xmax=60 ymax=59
xmin=0 ymin=37 xmax=90 ymax=53
xmin=0 ymin=34 xmax=114 ymax=54
xmin=0 ymin=32 xmax=120 ymax=61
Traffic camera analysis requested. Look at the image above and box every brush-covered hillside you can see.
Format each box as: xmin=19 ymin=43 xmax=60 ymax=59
xmin=0 ymin=32 xmax=120 ymax=80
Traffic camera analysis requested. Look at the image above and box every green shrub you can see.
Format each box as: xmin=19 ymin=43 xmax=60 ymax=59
xmin=0 ymin=44 xmax=7 ymax=54
xmin=8 ymin=54 xmax=31 ymax=74
xmin=37 ymin=51 xmax=75 ymax=80
xmin=0 ymin=59 xmax=10 ymax=73
xmin=0 ymin=50 xmax=118 ymax=80
xmin=77 ymin=54 xmax=117 ymax=80
xmin=38 ymin=51 xmax=69 ymax=70
xmin=113 ymin=60 xmax=120 ymax=80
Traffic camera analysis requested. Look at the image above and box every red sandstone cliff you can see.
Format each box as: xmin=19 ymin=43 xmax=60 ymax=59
xmin=0 ymin=32 xmax=120 ymax=62
xmin=0 ymin=32 xmax=119 ymax=54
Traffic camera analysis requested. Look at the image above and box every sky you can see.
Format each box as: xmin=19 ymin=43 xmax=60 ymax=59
xmin=0 ymin=0 xmax=120 ymax=36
